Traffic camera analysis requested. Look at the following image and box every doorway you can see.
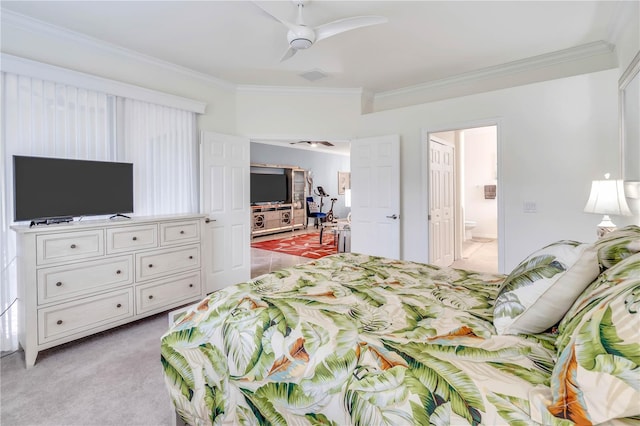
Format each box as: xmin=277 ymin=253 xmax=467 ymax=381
xmin=427 ymin=125 xmax=499 ymax=273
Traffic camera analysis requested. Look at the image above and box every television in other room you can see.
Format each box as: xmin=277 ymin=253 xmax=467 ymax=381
xmin=13 ymin=155 xmax=134 ymax=222
xmin=250 ymin=173 xmax=288 ymax=205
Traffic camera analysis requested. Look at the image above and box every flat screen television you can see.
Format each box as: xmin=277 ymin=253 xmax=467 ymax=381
xmin=250 ymin=173 xmax=288 ymax=204
xmin=13 ymin=155 xmax=134 ymax=222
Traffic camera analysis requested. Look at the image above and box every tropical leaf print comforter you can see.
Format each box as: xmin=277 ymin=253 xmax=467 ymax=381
xmin=162 ymin=253 xmax=560 ymax=426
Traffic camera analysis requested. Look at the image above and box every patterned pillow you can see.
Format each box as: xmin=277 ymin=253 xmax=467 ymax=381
xmin=593 ymin=225 xmax=640 ymax=270
xmin=493 ymin=240 xmax=599 ymax=335
xmin=546 ymin=253 xmax=640 ymax=424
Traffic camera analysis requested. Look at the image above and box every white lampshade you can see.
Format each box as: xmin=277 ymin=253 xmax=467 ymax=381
xmin=584 ymin=179 xmax=632 ymax=216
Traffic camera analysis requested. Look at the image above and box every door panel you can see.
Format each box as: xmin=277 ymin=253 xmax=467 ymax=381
xmin=200 ymin=131 xmax=250 ymax=293
xmin=429 ymin=138 xmax=455 ymax=267
xmin=350 ymin=135 xmax=400 ymax=259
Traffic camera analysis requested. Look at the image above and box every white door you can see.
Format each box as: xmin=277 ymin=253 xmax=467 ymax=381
xmin=200 ymin=131 xmax=251 ymax=293
xmin=429 ymin=138 xmax=455 ymax=267
xmin=350 ymin=135 xmax=400 ymax=259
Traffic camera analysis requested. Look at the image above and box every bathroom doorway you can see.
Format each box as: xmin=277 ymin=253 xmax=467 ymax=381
xmin=427 ymin=125 xmax=499 ymax=273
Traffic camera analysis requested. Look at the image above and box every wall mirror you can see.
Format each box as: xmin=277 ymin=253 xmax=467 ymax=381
xmin=620 ymin=50 xmax=640 ymax=181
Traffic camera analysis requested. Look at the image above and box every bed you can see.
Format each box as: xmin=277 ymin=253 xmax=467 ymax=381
xmin=162 ymin=225 xmax=640 ymax=426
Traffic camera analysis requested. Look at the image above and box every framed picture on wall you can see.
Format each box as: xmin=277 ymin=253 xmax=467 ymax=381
xmin=338 ymin=171 xmax=350 ymax=195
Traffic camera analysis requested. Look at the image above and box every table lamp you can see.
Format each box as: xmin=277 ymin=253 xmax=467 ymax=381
xmin=584 ymin=173 xmax=632 ymax=237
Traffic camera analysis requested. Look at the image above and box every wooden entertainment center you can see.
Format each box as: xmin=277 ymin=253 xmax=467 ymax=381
xmin=251 ymin=164 xmax=306 ymax=237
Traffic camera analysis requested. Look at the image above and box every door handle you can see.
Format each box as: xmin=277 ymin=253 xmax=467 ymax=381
xmin=205 ymin=218 xmax=216 ymax=224
xmin=386 ymin=214 xmax=399 ymax=220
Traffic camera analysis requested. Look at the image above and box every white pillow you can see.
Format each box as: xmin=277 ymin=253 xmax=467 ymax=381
xmin=493 ymin=240 xmax=599 ymax=335
xmin=308 ymin=201 xmax=320 ymax=213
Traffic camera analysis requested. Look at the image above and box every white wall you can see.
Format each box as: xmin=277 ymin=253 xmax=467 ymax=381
xmin=356 ymin=70 xmax=620 ymax=271
xmin=236 ymin=88 xmax=362 ymax=140
xmin=463 ymin=126 xmax=497 ymax=239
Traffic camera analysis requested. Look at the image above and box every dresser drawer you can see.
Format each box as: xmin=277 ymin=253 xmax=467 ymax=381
xmin=135 ymin=245 xmax=200 ymax=281
xmin=37 ymin=230 xmax=104 ymax=265
xmin=159 ymin=220 xmax=200 ymax=246
xmin=38 ymin=289 xmax=133 ymax=344
xmin=106 ymin=225 xmax=158 ymax=254
xmin=37 ymin=256 xmax=133 ymax=305
xmin=136 ymin=273 xmax=201 ymax=315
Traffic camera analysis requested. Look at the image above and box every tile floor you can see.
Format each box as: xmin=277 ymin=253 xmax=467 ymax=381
xmin=250 ymin=231 xmax=499 ymax=278
xmin=250 ymin=227 xmax=317 ymax=278
xmin=450 ymin=238 xmax=499 ymax=274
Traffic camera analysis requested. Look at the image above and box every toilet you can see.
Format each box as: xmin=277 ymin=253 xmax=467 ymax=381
xmin=464 ymin=220 xmax=477 ymax=241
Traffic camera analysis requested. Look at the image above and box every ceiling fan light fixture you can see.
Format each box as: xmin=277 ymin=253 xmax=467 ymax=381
xmin=290 ymin=38 xmax=313 ymax=49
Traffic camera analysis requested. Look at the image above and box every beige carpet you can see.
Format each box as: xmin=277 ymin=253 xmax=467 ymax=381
xmin=1 ymin=313 xmax=173 ymax=425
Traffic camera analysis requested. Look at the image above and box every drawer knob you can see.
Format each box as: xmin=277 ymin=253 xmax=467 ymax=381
xmin=148 ymin=295 xmax=154 ymax=300
xmin=189 ymin=255 xmax=193 ymax=260
xmin=132 ymin=236 xmax=138 ymax=241
xmin=148 ymin=264 xmax=153 ymax=268
xmin=70 ymin=244 xmax=76 ymax=249
xmin=117 ymin=303 xmax=122 ymax=308
xmin=56 ymin=281 xmax=62 ymax=287
xmin=180 ymin=230 xmax=185 ymax=234
xmin=116 ymin=270 xmax=122 ymax=275
xmin=189 ymin=283 xmax=193 ymax=288
xmin=56 ymin=320 xmax=63 ymax=325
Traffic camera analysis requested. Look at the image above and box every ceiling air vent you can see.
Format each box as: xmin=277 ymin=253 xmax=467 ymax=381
xmin=299 ymin=69 xmax=328 ymax=82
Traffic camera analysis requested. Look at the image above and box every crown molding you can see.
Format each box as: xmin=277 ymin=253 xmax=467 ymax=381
xmin=375 ymin=41 xmax=615 ymax=101
xmin=1 ymin=8 xmax=236 ymax=91
xmin=236 ymin=85 xmax=363 ymax=96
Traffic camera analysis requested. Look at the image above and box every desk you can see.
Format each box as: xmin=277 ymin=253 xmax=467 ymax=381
xmin=320 ymin=221 xmax=351 ymax=252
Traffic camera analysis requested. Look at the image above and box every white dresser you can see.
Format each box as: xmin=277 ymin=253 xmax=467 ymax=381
xmin=12 ymin=214 xmax=206 ymax=367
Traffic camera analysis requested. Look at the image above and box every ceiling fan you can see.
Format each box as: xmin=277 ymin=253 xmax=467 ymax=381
xmin=290 ymin=140 xmax=335 ymax=147
xmin=255 ymin=0 xmax=388 ymax=61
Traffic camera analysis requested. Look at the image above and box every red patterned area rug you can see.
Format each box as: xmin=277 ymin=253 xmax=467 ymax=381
xmin=251 ymin=232 xmax=337 ymax=259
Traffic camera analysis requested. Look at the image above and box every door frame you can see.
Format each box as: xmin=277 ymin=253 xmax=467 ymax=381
xmin=422 ymin=118 xmax=505 ymax=273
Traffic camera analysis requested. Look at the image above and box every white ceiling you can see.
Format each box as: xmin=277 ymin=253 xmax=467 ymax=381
xmin=1 ymin=0 xmax=626 ymax=93
xmin=0 ymin=1 xmax=629 ymax=155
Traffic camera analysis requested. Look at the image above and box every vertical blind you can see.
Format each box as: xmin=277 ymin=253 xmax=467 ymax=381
xmin=0 ymin=73 xmax=198 ymax=353
xmin=121 ymin=98 xmax=198 ymax=215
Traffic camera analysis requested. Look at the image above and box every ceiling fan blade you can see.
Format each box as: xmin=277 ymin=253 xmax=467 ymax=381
xmin=280 ymin=47 xmax=298 ymax=62
xmin=319 ymin=141 xmax=334 ymax=146
xmin=252 ymin=1 xmax=296 ymax=30
xmin=314 ymin=16 xmax=388 ymax=42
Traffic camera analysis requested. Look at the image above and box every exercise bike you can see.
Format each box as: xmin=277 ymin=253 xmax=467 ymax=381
xmin=325 ymin=197 xmax=337 ymax=223
xmin=315 ymin=186 xmax=337 ymax=223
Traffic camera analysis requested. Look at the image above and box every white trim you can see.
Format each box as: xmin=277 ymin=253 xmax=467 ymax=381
xmin=237 ymin=85 xmax=363 ymax=96
xmin=376 ymin=41 xmax=615 ymax=101
xmin=1 ymin=9 xmax=235 ymax=91
xmin=1 ymin=53 xmax=207 ymax=114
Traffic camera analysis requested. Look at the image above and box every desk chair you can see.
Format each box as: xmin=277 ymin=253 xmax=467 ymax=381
xmin=306 ymin=196 xmax=326 ymax=229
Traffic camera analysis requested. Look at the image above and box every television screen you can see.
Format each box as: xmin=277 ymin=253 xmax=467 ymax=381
xmin=250 ymin=173 xmax=288 ymax=204
xmin=13 ymin=155 xmax=134 ymax=222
